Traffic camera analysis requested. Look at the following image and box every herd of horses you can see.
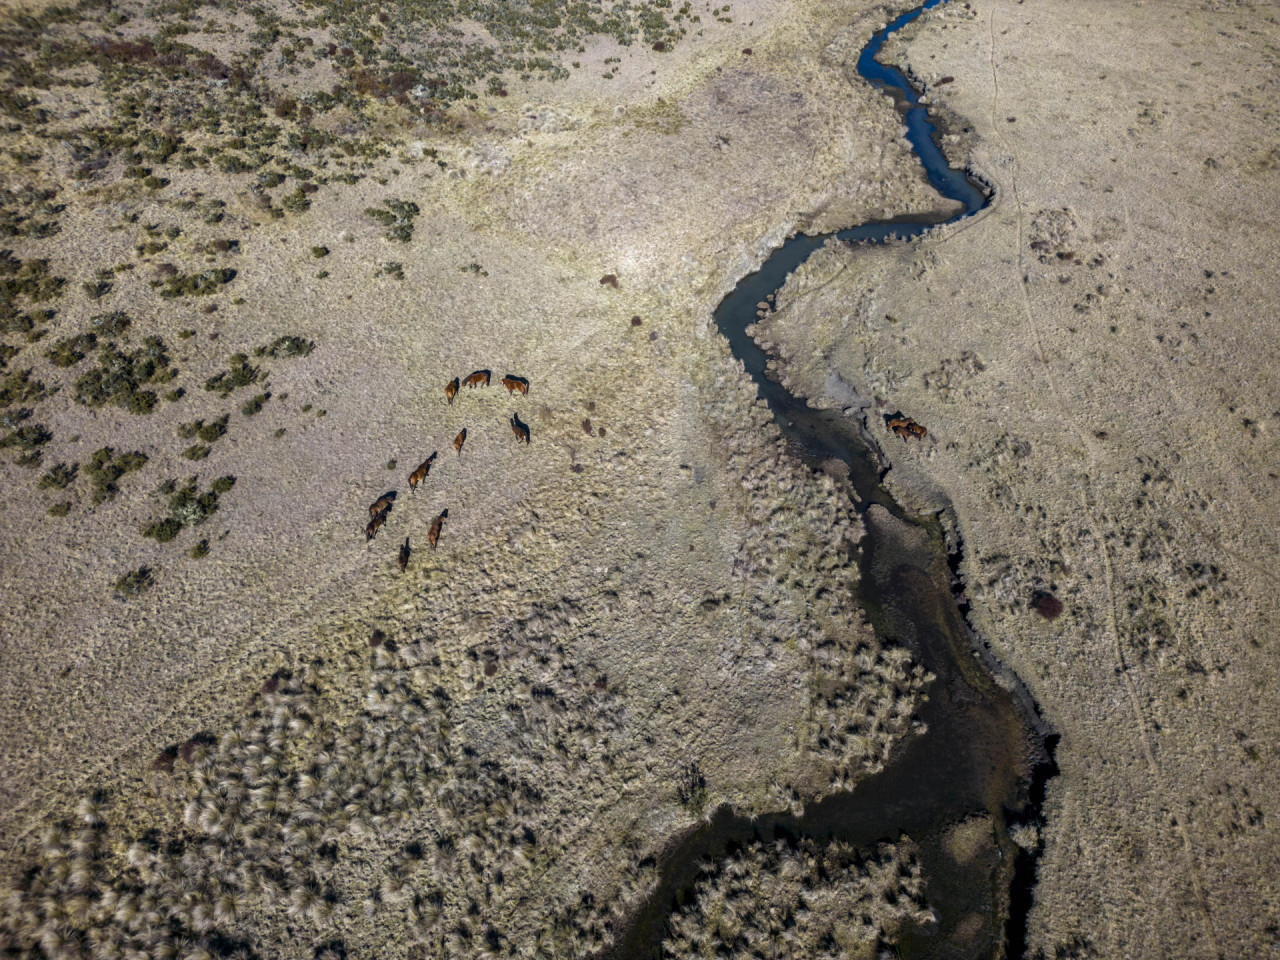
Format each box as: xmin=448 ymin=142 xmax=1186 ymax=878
xmin=364 ymin=370 xmax=530 ymax=571
xmin=887 ymin=414 xmax=927 ymax=442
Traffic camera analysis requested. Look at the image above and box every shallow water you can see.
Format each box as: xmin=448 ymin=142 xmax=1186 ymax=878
xmin=610 ymin=2 xmax=1055 ymax=958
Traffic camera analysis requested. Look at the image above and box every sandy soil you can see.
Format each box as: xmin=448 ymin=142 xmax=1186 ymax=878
xmin=751 ymin=0 xmax=1280 ymax=956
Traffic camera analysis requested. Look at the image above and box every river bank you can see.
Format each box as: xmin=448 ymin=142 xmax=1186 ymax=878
xmin=751 ymin=0 xmax=1280 ymax=956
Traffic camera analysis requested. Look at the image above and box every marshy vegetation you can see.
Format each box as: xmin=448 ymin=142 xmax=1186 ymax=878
xmin=662 ymin=837 xmax=932 ymax=959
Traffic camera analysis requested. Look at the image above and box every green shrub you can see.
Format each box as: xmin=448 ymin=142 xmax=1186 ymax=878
xmin=311 ymin=246 xmax=329 ymax=258
xmin=86 ymin=446 xmax=148 ymax=504
xmin=1 ymin=421 xmax=51 ymax=451
xmin=73 ymin=337 xmax=173 ymax=414
xmin=38 ymin=461 xmax=77 ymax=489
xmin=0 ymin=368 xmax=46 ymax=408
xmin=46 ymin=331 xmax=98 ymax=367
xmin=158 ymin=268 xmax=235 ymax=299
xmin=183 ymin=443 xmax=211 ymax=460
xmin=144 ymin=475 xmax=232 ymax=542
xmin=47 ymin=500 xmax=72 ymax=517
xmin=0 ymin=250 xmax=65 ymax=303
xmin=205 ymin=353 xmax=259 ymax=396
xmin=89 ymin=311 xmax=131 ymax=337
xmin=255 ymin=335 xmax=314 ymax=358
xmin=240 ymin=392 xmax=270 ymax=416
xmin=190 ymin=539 xmax=209 ymax=559
xmin=364 ymin=198 xmax=418 ymax=242
xmin=113 ymin=566 xmax=154 ymax=599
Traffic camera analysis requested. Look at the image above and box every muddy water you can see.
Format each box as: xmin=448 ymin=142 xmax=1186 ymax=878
xmin=611 ymin=2 xmax=1055 ymax=958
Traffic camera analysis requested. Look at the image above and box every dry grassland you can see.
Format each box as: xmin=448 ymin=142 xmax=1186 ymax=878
xmin=0 ymin=0 xmax=962 ymax=957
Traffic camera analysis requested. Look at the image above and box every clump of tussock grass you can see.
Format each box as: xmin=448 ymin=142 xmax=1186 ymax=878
xmin=662 ymin=837 xmax=933 ymax=959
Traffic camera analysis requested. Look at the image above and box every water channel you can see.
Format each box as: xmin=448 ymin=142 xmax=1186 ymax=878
xmin=612 ymin=1 xmax=1057 ymax=957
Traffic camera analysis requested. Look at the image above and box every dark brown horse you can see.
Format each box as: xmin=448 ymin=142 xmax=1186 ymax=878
xmin=428 ymin=509 xmax=448 ymax=549
xmin=463 ymin=370 xmax=490 ymax=389
xmin=398 ymin=536 xmax=410 ymax=572
xmin=366 ymin=506 xmax=389 ymax=541
xmin=510 ymin=412 xmax=530 ymax=445
xmin=445 ymin=378 xmax=459 ymax=404
xmin=369 ymin=491 xmax=396 ymax=517
xmin=453 ymin=428 xmax=467 ymax=456
xmin=408 ymin=452 xmax=437 ymax=493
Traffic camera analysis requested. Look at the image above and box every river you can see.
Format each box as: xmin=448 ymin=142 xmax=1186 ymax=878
xmin=610 ymin=2 xmax=1056 ymax=957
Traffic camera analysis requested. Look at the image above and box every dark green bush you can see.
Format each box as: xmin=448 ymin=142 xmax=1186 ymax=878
xmin=113 ymin=566 xmax=154 ymax=599
xmin=38 ymin=461 xmax=77 ymax=489
xmin=73 ymin=337 xmax=173 ymax=414
xmin=46 ymin=331 xmax=97 ymax=367
xmin=255 ymin=335 xmax=313 ymax=358
xmin=204 ymin=353 xmax=259 ymax=396
xmin=158 ymin=268 xmax=235 ymax=299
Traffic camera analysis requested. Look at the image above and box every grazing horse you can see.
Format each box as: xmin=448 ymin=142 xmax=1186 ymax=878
xmin=445 ymin=378 xmax=459 ymax=405
xmin=428 ymin=509 xmax=448 ymax=549
xmin=453 ymin=428 xmax=467 ymax=456
xmin=501 ymin=375 xmax=529 ymax=396
xmin=463 ymin=370 xmax=490 ymax=389
xmin=408 ymin=452 xmax=437 ymax=493
xmin=398 ymin=536 xmax=410 ymax=573
xmin=510 ymin=412 xmax=530 ymax=445
xmin=366 ymin=507 xmax=389 ymax=542
xmin=887 ymin=415 xmax=927 ymax=442
xmin=369 ymin=492 xmax=396 ymax=517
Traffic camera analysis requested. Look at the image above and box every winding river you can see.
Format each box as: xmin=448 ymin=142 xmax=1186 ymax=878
xmin=613 ymin=2 xmax=1056 ymax=957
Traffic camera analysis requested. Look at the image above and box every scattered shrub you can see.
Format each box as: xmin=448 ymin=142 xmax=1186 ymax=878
xmin=143 ymin=475 xmax=230 ymax=542
xmin=205 ymin=353 xmax=259 ymax=396
xmin=89 ymin=311 xmax=131 ymax=337
xmin=85 ymin=447 xmax=148 ymax=504
xmin=47 ymin=500 xmax=72 ymax=517
xmin=0 ymin=368 xmax=46 ymax=408
xmin=113 ymin=566 xmax=154 ymax=599
xmin=158 ymin=268 xmax=235 ymax=299
xmin=240 ymin=392 xmax=270 ymax=416
xmin=364 ymin=198 xmax=418 ymax=242
xmin=255 ymin=336 xmax=314 ymax=358
xmin=46 ymin=331 xmax=97 ymax=367
xmin=73 ymin=337 xmax=173 ymax=414
xmin=38 ymin=461 xmax=77 ymax=489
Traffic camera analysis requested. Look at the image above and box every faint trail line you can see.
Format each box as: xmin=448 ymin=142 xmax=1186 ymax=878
xmin=984 ymin=6 xmax=1217 ymax=951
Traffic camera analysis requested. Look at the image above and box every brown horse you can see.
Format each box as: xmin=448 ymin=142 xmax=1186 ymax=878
xmin=463 ymin=370 xmax=490 ymax=389
xmin=510 ymin=412 xmax=530 ymax=445
xmin=501 ymin=375 xmax=529 ymax=396
xmin=445 ymin=378 xmax=459 ymax=405
xmin=453 ymin=428 xmax=467 ymax=456
xmin=398 ymin=536 xmax=410 ymax=573
xmin=408 ymin=452 xmax=437 ymax=493
xmin=887 ymin=415 xmax=927 ymax=442
xmin=428 ymin=509 xmax=448 ymax=549
xmin=366 ymin=507 xmax=389 ymax=542
xmin=369 ymin=492 xmax=396 ymax=517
